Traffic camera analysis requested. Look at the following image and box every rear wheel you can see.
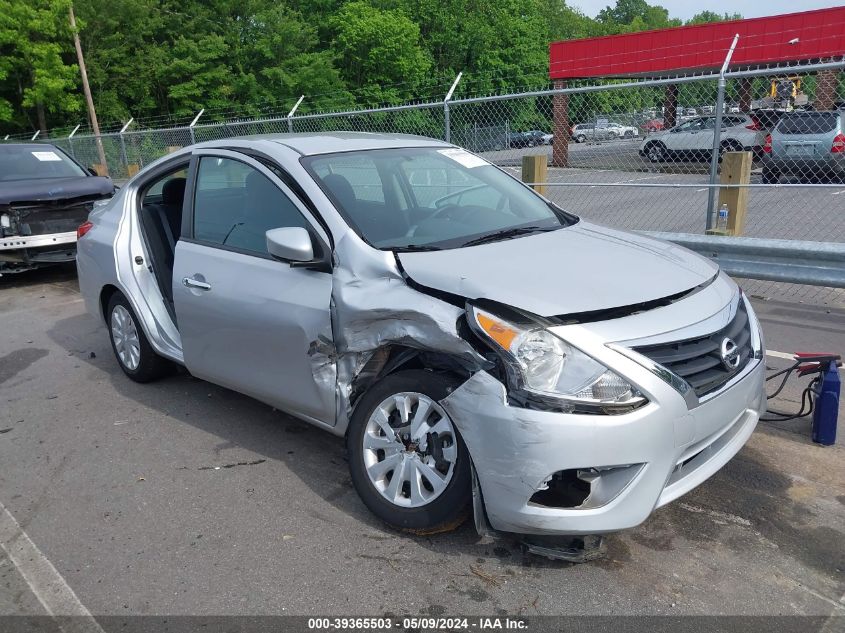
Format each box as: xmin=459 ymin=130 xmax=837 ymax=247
xmin=719 ymin=139 xmax=743 ymax=160
xmin=107 ymin=292 xmax=170 ymax=382
xmin=347 ymin=370 xmax=471 ymax=534
xmin=645 ymin=141 xmax=666 ymax=162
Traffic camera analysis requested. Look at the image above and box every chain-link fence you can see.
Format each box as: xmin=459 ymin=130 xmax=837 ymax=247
xmin=6 ymin=59 xmax=845 ymax=304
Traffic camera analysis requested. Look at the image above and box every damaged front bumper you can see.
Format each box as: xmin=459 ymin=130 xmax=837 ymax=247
xmin=441 ymin=357 xmax=764 ymax=536
xmin=0 ymin=203 xmax=92 ymax=272
xmin=0 ymin=231 xmax=78 ymax=271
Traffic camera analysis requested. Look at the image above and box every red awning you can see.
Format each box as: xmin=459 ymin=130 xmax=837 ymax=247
xmin=550 ymin=7 xmax=845 ymax=80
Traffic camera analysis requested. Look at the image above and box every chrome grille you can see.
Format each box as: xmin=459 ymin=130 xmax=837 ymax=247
xmin=632 ymin=302 xmax=753 ymax=397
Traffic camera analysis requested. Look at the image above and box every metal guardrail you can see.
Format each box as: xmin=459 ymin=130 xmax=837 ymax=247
xmin=644 ymin=232 xmax=845 ymax=288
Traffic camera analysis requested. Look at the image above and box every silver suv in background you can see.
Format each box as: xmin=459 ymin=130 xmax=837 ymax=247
xmin=571 ymin=121 xmax=638 ymax=143
xmin=762 ymin=110 xmax=845 ymax=183
xmin=640 ymin=114 xmax=765 ymax=163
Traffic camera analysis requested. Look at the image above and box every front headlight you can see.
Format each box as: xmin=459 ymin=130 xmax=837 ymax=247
xmin=469 ymin=305 xmax=646 ymax=411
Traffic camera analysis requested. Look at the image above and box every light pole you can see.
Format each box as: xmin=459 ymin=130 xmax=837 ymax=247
xmin=69 ymin=4 xmax=107 ymax=174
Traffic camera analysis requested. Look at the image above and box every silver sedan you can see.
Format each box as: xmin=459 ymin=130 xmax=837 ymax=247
xmin=76 ymin=133 xmax=765 ymax=546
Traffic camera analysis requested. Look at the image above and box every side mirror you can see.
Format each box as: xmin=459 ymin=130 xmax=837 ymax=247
xmin=266 ymin=227 xmax=314 ymax=263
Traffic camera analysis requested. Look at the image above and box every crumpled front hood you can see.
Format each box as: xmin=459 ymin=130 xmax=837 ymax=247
xmin=0 ymin=176 xmax=114 ymax=206
xmin=397 ymin=221 xmax=719 ymax=317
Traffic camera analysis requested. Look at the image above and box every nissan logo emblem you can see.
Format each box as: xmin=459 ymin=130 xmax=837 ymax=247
xmin=720 ymin=337 xmax=741 ymax=371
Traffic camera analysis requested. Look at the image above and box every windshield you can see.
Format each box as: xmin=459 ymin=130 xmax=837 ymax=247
xmin=303 ymin=147 xmax=575 ymax=250
xmin=0 ymin=145 xmax=87 ymax=182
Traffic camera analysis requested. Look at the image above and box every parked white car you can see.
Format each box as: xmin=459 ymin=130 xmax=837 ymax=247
xmin=606 ymin=122 xmax=639 ymax=139
xmin=639 ymin=114 xmax=765 ymax=162
xmin=571 ymin=121 xmax=638 ymax=143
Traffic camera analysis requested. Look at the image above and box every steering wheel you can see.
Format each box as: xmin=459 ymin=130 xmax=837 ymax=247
xmin=427 ymin=203 xmax=473 ymax=222
xmin=432 ymin=184 xmax=487 ymax=209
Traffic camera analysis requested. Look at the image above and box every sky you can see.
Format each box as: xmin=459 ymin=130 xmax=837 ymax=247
xmin=570 ymin=0 xmax=844 ymax=21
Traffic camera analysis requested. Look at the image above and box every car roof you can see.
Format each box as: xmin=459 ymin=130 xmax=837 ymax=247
xmin=198 ymin=132 xmax=452 ymax=156
xmin=0 ymin=142 xmax=60 ymax=151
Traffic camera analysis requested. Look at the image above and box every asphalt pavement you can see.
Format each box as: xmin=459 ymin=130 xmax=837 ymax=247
xmin=0 ymin=266 xmax=843 ymax=627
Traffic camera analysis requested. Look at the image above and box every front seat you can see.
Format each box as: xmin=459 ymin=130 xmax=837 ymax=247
xmin=321 ymin=173 xmax=358 ymax=215
xmin=160 ymin=177 xmax=186 ymax=242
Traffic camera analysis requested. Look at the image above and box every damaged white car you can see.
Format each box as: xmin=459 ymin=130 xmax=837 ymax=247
xmin=77 ymin=133 xmax=765 ymax=547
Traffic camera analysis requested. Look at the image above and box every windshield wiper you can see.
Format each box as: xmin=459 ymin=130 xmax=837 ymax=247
xmin=460 ymin=226 xmax=554 ymax=247
xmin=391 ymin=244 xmax=443 ymax=252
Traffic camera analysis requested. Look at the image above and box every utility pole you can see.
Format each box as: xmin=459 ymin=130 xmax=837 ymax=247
xmin=69 ymin=4 xmax=107 ymax=173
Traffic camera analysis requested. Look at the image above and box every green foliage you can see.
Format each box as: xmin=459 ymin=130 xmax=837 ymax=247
xmin=0 ymin=0 xmax=81 ymax=131
xmin=330 ymin=2 xmax=432 ymax=104
xmin=597 ymin=0 xmax=681 ymax=31
xmin=0 ymin=0 xmax=746 ymax=134
xmin=686 ymin=11 xmax=743 ymax=25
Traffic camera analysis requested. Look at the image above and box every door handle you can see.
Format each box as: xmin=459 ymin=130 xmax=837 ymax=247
xmin=182 ymin=277 xmax=211 ymax=291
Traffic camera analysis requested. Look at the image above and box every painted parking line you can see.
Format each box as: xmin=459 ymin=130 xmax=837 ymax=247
xmin=0 ymin=501 xmax=104 ymax=631
xmin=766 ymin=350 xmax=796 ymax=360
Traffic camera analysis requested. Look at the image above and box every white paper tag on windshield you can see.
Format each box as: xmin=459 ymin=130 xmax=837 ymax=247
xmin=32 ymin=151 xmax=62 ymax=162
xmin=437 ymin=148 xmax=488 ymax=168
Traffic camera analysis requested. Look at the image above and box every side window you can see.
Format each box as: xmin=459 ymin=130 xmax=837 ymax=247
xmin=677 ymin=119 xmax=702 ymax=132
xmin=142 ymin=168 xmax=188 ymax=204
xmin=193 ymin=156 xmax=310 ymax=256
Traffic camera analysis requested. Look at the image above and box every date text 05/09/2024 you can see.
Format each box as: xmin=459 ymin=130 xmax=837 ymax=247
xmin=306 ymin=617 xmax=529 ymax=630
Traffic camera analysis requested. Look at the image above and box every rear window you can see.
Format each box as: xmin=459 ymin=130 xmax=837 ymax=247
xmin=776 ymin=113 xmax=838 ymax=135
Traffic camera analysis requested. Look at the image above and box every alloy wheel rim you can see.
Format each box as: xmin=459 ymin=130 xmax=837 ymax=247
xmin=111 ymin=305 xmax=141 ymax=370
xmin=362 ymin=392 xmax=457 ymax=508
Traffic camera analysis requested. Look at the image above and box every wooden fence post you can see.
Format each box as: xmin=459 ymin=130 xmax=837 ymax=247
xmin=521 ymin=154 xmax=547 ymax=196
xmin=709 ymin=151 xmax=752 ymax=236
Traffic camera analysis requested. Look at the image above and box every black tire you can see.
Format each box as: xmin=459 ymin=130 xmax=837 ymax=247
xmin=718 ymin=140 xmax=742 ymax=161
xmin=623 ymin=130 xmax=633 ymax=139
xmin=645 ymin=141 xmax=666 ymax=162
xmin=575 ymin=134 xmax=586 ymax=143
xmin=106 ymin=292 xmax=170 ymax=383
xmin=347 ymin=370 xmax=471 ymax=534
xmin=761 ymin=167 xmax=779 ymax=184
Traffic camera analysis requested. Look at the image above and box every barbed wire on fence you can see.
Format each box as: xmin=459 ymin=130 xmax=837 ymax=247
xmin=4 ymin=57 xmax=843 ymax=304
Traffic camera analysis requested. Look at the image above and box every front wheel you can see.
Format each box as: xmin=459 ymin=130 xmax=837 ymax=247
xmin=575 ymin=134 xmax=586 ymax=143
xmin=107 ymin=292 xmax=170 ymax=382
xmin=347 ymin=370 xmax=471 ymax=534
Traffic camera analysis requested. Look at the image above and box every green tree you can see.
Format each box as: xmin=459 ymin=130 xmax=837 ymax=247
xmin=329 ymin=1 xmax=432 ymax=104
xmin=0 ymin=0 xmax=81 ymax=133
xmin=687 ymin=11 xmax=742 ymax=25
xmin=597 ymin=0 xmax=680 ymax=31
